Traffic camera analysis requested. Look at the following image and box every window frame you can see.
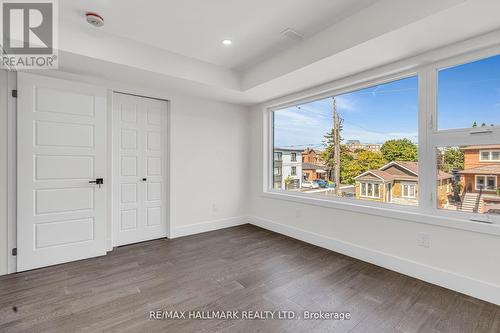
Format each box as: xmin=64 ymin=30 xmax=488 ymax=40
xmin=402 ymin=183 xmax=417 ymax=199
xmin=475 ymin=175 xmax=497 ymax=191
xmin=291 ymin=166 xmax=297 ymax=176
xmin=479 ymin=150 xmax=500 ymax=162
xmin=263 ymin=43 xmax=500 ymax=236
xmin=291 ymin=152 xmax=297 ymax=162
xmin=360 ymin=182 xmax=381 ymax=198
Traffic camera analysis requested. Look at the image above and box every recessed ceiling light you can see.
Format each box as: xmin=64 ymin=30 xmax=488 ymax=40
xmin=221 ymin=39 xmax=232 ymax=46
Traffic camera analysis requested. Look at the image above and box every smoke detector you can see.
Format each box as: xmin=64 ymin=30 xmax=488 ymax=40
xmin=86 ymin=12 xmax=104 ymax=27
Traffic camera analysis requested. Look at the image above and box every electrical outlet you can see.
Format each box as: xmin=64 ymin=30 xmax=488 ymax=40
xmin=417 ymin=232 xmax=431 ymax=248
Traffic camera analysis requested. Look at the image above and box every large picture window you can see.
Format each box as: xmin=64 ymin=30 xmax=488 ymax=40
xmin=272 ymin=76 xmax=418 ymax=206
xmin=270 ymin=52 xmax=500 ymax=225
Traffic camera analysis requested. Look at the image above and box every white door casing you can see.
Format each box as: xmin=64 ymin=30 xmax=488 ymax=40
xmin=113 ymin=93 xmax=168 ymax=246
xmin=17 ymin=72 xmax=107 ymax=271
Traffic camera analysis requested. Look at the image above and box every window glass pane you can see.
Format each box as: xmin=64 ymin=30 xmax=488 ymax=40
xmin=272 ymin=76 xmax=418 ymax=206
xmin=487 ymin=176 xmax=496 ymax=190
xmin=477 ymin=176 xmax=485 ymax=189
xmin=492 ymin=151 xmax=500 ymax=160
xmin=438 ymin=54 xmax=500 ymax=130
xmin=409 ymin=185 xmax=415 ymax=198
xmin=481 ymin=151 xmax=490 ymax=161
xmin=436 ymin=145 xmax=500 ymax=214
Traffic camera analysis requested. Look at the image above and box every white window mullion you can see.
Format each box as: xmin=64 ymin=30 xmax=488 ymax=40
xmin=418 ymin=66 xmax=434 ymax=212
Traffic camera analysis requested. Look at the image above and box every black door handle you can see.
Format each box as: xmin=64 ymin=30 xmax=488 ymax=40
xmin=89 ymin=178 xmax=103 ymax=185
xmin=142 ymin=178 xmax=147 ymax=182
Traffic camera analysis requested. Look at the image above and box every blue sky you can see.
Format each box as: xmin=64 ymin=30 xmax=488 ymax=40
xmin=438 ymin=54 xmax=500 ymax=129
xmin=274 ymin=54 xmax=500 ymax=149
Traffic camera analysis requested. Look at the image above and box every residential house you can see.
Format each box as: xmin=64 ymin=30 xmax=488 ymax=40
xmin=346 ymin=140 xmax=381 ymax=152
xmin=301 ymin=148 xmax=327 ymax=181
xmin=302 ymin=147 xmax=323 ymax=164
xmin=458 ymin=145 xmax=500 ymax=213
xmin=354 ymin=161 xmax=453 ymax=205
xmin=346 ymin=140 xmax=364 ymax=151
xmin=273 ymin=148 xmax=303 ymax=189
xmin=365 ymin=144 xmax=382 ymax=152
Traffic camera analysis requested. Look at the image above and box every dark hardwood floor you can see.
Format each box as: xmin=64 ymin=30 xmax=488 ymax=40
xmin=0 ymin=224 xmax=498 ymax=332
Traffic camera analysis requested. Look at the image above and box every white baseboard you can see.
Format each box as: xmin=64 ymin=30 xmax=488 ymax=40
xmin=249 ymin=216 xmax=500 ymax=306
xmin=106 ymin=239 xmax=113 ymax=252
xmin=170 ymin=216 xmax=249 ymax=238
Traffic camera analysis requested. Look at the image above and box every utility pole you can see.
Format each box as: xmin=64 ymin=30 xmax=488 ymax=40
xmin=333 ymin=98 xmax=341 ymax=196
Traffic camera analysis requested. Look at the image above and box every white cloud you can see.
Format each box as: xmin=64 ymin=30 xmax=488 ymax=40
xmin=276 ymin=109 xmax=311 ymax=122
xmin=342 ymin=128 xmax=418 ymax=144
xmin=335 ymin=95 xmax=357 ymax=112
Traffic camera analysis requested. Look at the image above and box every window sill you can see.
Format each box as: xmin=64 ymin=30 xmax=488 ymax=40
xmin=261 ymin=190 xmax=500 ymax=237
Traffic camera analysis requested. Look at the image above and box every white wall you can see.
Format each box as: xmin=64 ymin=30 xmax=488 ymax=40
xmin=169 ymin=96 xmax=250 ymax=236
xmin=248 ymin=106 xmax=500 ymax=304
xmin=0 ymin=71 xmax=8 ymax=275
xmin=0 ymin=70 xmax=250 ymax=275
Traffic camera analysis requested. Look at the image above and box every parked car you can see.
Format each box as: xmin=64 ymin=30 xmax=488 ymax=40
xmin=302 ymin=181 xmax=319 ymax=189
xmin=313 ymin=179 xmax=328 ymax=188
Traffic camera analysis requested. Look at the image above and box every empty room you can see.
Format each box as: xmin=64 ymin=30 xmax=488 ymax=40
xmin=1 ymin=0 xmax=500 ymax=332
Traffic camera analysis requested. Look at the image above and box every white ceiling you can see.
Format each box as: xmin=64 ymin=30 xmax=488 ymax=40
xmin=60 ymin=0 xmax=378 ymax=70
xmin=56 ymin=0 xmax=500 ymax=105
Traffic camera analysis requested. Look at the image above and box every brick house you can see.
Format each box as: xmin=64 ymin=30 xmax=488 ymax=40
xmin=459 ymin=145 xmax=500 ymax=193
xmin=458 ymin=145 xmax=500 ymax=213
xmin=354 ymin=161 xmax=452 ymax=205
xmin=301 ymin=148 xmax=327 ymax=181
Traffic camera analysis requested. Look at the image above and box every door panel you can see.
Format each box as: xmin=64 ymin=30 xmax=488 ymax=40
xmin=17 ymin=72 xmax=107 ymax=271
xmin=113 ymin=93 xmax=168 ymax=246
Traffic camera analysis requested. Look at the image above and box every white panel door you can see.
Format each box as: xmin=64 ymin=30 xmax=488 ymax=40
xmin=113 ymin=93 xmax=168 ymax=246
xmin=17 ymin=72 xmax=107 ymax=271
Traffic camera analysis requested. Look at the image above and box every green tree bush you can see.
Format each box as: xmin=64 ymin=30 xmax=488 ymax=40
xmin=380 ymin=139 xmax=417 ymax=162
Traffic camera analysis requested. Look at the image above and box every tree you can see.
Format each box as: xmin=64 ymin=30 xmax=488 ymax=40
xmin=441 ymin=147 xmax=464 ymax=173
xmin=342 ymin=150 xmax=386 ymax=184
xmin=380 ymin=139 xmax=417 ymax=162
xmin=284 ymin=175 xmax=293 ymax=190
xmin=321 ymin=119 xmax=344 ymax=182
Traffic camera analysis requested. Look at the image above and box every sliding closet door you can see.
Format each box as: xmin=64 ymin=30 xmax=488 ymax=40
xmin=113 ymin=93 xmax=168 ymax=246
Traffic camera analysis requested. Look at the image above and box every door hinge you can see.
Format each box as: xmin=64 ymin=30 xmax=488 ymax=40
xmin=11 ymin=89 xmax=17 ymax=98
xmin=12 ymin=248 xmax=17 ymax=256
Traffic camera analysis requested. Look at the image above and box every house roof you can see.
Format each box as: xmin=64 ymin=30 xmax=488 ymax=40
xmin=355 ymin=161 xmax=452 ymax=182
xmin=302 ymin=162 xmax=325 ymax=170
xmin=461 ymin=145 xmax=500 ymax=150
xmin=274 ymin=147 xmax=303 ymax=152
xmin=380 ymin=161 xmax=419 ymax=176
xmin=302 ymin=148 xmax=316 ymax=154
xmin=354 ymin=169 xmax=395 ymax=181
xmin=460 ymin=164 xmax=500 ymax=175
